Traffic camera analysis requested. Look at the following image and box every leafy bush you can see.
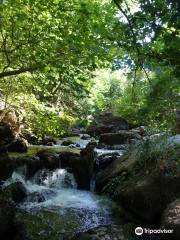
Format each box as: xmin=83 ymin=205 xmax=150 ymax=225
xmin=135 ymin=134 xmax=180 ymax=174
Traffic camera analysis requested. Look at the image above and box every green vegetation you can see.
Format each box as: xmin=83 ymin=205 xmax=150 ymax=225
xmin=0 ymin=0 xmax=179 ymax=137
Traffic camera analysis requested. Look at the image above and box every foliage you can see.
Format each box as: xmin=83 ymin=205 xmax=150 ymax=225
xmin=0 ymin=0 xmax=119 ymax=136
xmin=110 ymin=0 xmax=179 ymax=130
xmin=0 ymin=0 xmax=179 ymax=136
xmin=29 ymin=109 xmax=76 ymax=138
xmin=135 ymin=134 xmax=180 ymax=171
xmin=102 ymin=173 xmax=130 ymax=198
xmin=0 ymin=0 xmax=118 ymax=107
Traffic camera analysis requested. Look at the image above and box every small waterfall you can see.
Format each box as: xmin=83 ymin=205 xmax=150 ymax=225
xmin=3 ymin=139 xmax=119 ymax=239
xmin=2 ymin=166 xmax=26 ymax=187
xmin=31 ymin=168 xmax=77 ymax=189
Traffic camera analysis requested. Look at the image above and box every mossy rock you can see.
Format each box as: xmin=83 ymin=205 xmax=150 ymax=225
xmin=3 ymin=181 xmax=27 ymax=203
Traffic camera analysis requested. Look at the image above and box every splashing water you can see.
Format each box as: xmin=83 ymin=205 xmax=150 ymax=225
xmin=4 ymin=167 xmax=113 ymax=239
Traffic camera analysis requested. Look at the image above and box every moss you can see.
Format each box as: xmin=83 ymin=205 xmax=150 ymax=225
xmin=8 ymin=146 xmax=80 ymax=159
xmin=16 ymin=209 xmax=80 ymax=240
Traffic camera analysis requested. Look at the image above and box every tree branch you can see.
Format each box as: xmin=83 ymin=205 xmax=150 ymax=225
xmin=113 ymin=0 xmax=151 ymax=84
xmin=0 ymin=65 xmax=42 ymax=79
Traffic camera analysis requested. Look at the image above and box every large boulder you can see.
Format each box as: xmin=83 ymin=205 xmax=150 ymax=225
xmin=95 ymin=151 xmax=137 ymax=192
xmin=99 ymin=130 xmax=141 ymax=145
xmin=7 ymin=137 xmax=28 ymax=153
xmin=3 ymin=181 xmax=27 ymax=203
xmin=87 ymin=112 xmax=129 ymax=136
xmin=0 ymin=154 xmax=14 ymax=181
xmin=116 ymin=175 xmax=180 ymax=224
xmin=161 ymin=199 xmax=180 ymax=240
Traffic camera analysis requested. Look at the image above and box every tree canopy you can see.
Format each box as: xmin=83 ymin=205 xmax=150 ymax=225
xmin=0 ymin=0 xmax=179 ymax=136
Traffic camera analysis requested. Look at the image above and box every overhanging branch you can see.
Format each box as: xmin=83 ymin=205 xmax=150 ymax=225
xmin=0 ymin=65 xmax=42 ymax=79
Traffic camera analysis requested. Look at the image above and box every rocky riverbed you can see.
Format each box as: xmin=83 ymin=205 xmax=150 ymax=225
xmin=0 ymin=112 xmax=180 ymax=240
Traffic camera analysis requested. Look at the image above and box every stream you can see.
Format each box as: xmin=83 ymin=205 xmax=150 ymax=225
xmin=3 ymin=135 xmax=125 ymax=240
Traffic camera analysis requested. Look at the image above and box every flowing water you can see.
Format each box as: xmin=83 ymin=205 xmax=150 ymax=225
xmin=4 ymin=167 xmax=117 ymax=240
xmin=4 ymin=136 xmax=125 ymax=239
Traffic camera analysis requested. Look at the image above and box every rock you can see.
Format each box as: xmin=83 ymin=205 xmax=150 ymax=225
xmin=36 ymin=150 xmax=60 ymax=170
xmin=26 ymin=191 xmax=45 ymax=203
xmin=21 ymin=129 xmax=39 ymax=145
xmin=175 ymin=109 xmax=180 ymax=134
xmin=41 ymin=136 xmax=57 ymax=145
xmin=168 ymin=134 xmax=180 ymax=145
xmin=59 ymin=141 xmax=96 ymax=190
xmin=0 ymin=195 xmax=15 ymax=239
xmin=60 ymin=151 xmax=89 ymax=190
xmin=13 ymin=221 xmax=28 ymax=240
xmin=0 ymin=122 xmax=15 ymax=142
xmin=80 ymin=134 xmax=91 ymax=140
xmin=3 ymin=181 xmax=27 ymax=203
xmin=0 ymin=145 xmax=8 ymax=153
xmin=99 ymin=130 xmax=141 ymax=145
xmin=72 ymin=224 xmax=127 ymax=240
xmin=87 ymin=112 xmax=129 ymax=136
xmin=161 ymin=199 xmax=180 ymax=240
xmin=80 ymin=141 xmax=97 ymax=189
xmin=117 ymin=175 xmax=180 ymax=224
xmin=62 ymin=139 xmax=75 ymax=146
xmin=96 ymin=151 xmax=137 ymax=192
xmin=7 ymin=137 xmax=28 ymax=153
xmin=95 ymin=152 xmax=120 ymax=171
xmin=0 ymin=154 xmax=14 ymax=180
xmin=15 ymin=155 xmax=42 ymax=179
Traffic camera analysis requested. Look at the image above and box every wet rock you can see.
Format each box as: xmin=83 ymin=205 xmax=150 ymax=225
xmin=36 ymin=150 xmax=60 ymax=170
xmin=15 ymin=155 xmax=42 ymax=180
xmin=26 ymin=192 xmax=46 ymax=203
xmin=0 ymin=195 xmax=15 ymax=239
xmin=0 ymin=153 xmax=14 ymax=180
xmin=7 ymin=137 xmax=28 ymax=153
xmin=16 ymin=208 xmax=80 ymax=240
xmin=99 ymin=130 xmax=141 ymax=145
xmin=87 ymin=112 xmax=129 ymax=136
xmin=60 ymin=151 xmax=90 ymax=190
xmin=59 ymin=141 xmax=96 ymax=190
xmin=3 ymin=181 xmax=27 ymax=203
xmin=161 ymin=198 xmax=180 ymax=240
xmin=80 ymin=141 xmax=97 ymax=189
xmin=72 ymin=224 xmax=127 ymax=240
xmin=117 ymin=175 xmax=180 ymax=224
